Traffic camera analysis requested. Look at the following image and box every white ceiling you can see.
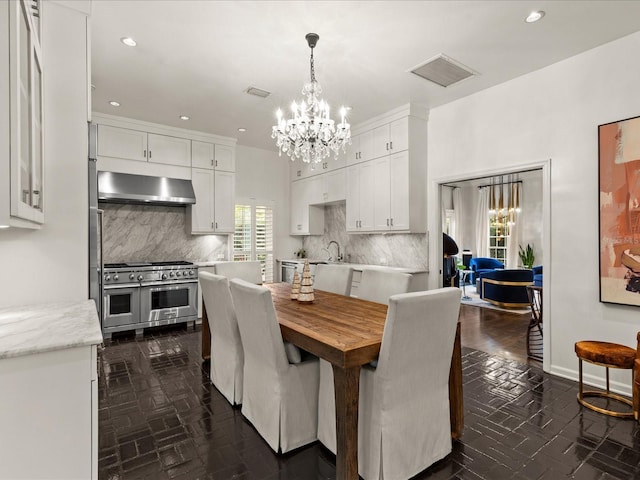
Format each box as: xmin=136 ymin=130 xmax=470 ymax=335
xmin=90 ymin=1 xmax=640 ymax=151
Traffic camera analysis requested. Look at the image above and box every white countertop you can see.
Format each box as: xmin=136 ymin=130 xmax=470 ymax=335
xmin=277 ymin=259 xmax=427 ymax=274
xmin=0 ymin=300 xmax=103 ymax=360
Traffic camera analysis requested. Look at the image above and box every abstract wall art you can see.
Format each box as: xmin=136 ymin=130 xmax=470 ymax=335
xmin=599 ymin=115 xmax=640 ymax=306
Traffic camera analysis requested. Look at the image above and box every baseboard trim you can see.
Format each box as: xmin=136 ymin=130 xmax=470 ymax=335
xmin=550 ymin=365 xmax=632 ymax=397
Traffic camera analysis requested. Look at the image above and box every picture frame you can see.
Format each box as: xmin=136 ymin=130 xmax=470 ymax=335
xmin=599 ymin=114 xmax=640 ymax=306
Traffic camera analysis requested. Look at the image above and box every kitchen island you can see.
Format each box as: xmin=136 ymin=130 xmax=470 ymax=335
xmin=277 ymin=259 xmax=428 ymax=295
xmin=0 ymin=300 xmax=103 ymax=479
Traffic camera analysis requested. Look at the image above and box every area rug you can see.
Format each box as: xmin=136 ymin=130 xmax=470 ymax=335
xmin=460 ymin=285 xmax=531 ymax=315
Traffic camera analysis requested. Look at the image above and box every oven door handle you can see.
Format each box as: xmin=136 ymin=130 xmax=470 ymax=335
xmin=104 ymin=283 xmax=140 ymax=290
xmin=140 ymin=280 xmax=197 ymax=287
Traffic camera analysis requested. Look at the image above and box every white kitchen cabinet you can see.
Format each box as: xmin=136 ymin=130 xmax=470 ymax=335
xmin=0 ymin=345 xmax=98 ymax=479
xmin=346 ymin=161 xmax=375 ymax=232
xmin=147 ymin=133 xmax=191 ymax=167
xmin=372 ymin=151 xmax=411 ymax=231
xmin=192 ymin=140 xmax=235 ymax=172
xmin=97 ymin=125 xmax=192 ymax=167
xmin=189 ymin=167 xmax=235 ymax=234
xmin=97 ymin=124 xmax=148 ymax=161
xmin=321 ymin=168 xmax=346 ymax=203
xmin=346 ymin=129 xmax=374 ymax=165
xmin=1 ymin=0 xmax=45 ymax=227
xmin=371 ymin=117 xmax=410 ymax=159
xmin=214 ymin=170 xmax=235 ymax=232
xmin=290 ymin=177 xmax=324 ymax=235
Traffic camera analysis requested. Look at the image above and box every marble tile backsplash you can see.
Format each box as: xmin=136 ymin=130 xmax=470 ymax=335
xmin=101 ymin=204 xmax=228 ymax=263
xmin=302 ymin=203 xmax=428 ymax=270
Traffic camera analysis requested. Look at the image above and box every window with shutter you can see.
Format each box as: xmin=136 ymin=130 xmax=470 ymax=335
xmin=233 ymin=200 xmax=275 ymax=283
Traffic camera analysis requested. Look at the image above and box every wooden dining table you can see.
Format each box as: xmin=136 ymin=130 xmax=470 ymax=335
xmin=201 ymin=282 xmax=463 ymax=480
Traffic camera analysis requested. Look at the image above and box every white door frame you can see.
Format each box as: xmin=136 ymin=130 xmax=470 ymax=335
xmin=430 ymin=159 xmax=551 ymax=372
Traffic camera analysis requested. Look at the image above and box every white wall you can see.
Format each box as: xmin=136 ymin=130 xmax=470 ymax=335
xmin=427 ymin=31 xmax=640 ymax=394
xmin=235 ymin=145 xmax=301 ymax=262
xmin=0 ymin=3 xmax=88 ymax=308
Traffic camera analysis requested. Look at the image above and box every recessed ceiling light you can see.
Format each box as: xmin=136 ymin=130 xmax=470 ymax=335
xmin=238 ymin=128 xmax=247 ymax=132
xmin=0 ymin=225 xmax=9 ymax=229
xmin=179 ymin=115 xmax=190 ymax=120
xmin=108 ymin=100 xmax=120 ymax=107
xmin=120 ymin=37 xmax=137 ymax=47
xmin=525 ymin=10 xmax=545 ymax=23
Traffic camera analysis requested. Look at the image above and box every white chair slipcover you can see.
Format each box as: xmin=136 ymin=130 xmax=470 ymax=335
xmin=357 ymin=269 xmax=412 ymax=304
xmin=229 ymin=278 xmax=320 ymax=453
xmin=199 ymin=271 xmax=243 ymax=405
xmin=214 ymin=261 xmax=263 ymax=284
xmin=318 ymin=287 xmax=461 ymax=480
xmin=313 ymin=264 xmax=354 ymax=296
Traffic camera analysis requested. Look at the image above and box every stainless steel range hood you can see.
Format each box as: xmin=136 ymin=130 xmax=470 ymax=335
xmin=98 ymin=171 xmax=196 ymax=206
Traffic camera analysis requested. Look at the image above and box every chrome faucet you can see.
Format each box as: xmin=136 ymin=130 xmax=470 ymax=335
xmin=328 ymin=240 xmax=343 ymax=262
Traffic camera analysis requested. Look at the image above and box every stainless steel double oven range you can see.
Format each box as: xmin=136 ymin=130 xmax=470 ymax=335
xmin=102 ymin=261 xmax=198 ymax=339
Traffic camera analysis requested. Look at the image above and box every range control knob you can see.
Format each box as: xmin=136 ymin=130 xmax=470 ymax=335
xmin=176 ymin=271 xmax=181 ymax=277
xmin=170 ymin=272 xmax=175 ymax=277
xmin=189 ymin=270 xmax=194 ymax=276
xmin=129 ymin=274 xmax=135 ymax=280
xmin=162 ymin=273 xmax=167 ymax=280
xmin=105 ymin=275 xmax=111 ymax=281
xmin=114 ymin=274 xmax=119 ymax=281
xmin=137 ymin=274 xmax=143 ymax=281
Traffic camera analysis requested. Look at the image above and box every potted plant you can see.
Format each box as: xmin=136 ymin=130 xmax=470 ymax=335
xmin=518 ymin=244 xmax=535 ymax=269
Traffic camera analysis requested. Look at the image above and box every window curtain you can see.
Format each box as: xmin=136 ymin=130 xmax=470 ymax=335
xmin=475 ymin=187 xmax=489 ymax=258
xmin=506 ymin=183 xmax=522 ymax=268
xmin=452 ymin=188 xmax=463 ymax=249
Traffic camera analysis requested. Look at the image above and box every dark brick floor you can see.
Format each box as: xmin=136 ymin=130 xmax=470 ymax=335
xmin=98 ymin=324 xmax=640 ymax=480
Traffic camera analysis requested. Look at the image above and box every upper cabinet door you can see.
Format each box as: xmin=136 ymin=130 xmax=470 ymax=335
xmin=372 ymin=124 xmax=390 ymax=159
xmin=358 ymin=129 xmax=374 ymax=162
xmin=191 ymin=140 xmax=214 ymax=169
xmin=346 ymin=134 xmax=360 ymax=165
xmin=389 ymin=150 xmax=410 ymax=230
xmin=97 ymin=125 xmax=147 ymax=162
xmin=190 ymin=168 xmax=214 ymax=233
xmin=147 ymin=133 xmax=191 ymax=167
xmin=389 ymin=117 xmax=409 ymax=153
xmin=214 ymin=144 xmax=235 ymax=172
xmin=213 ymin=171 xmax=235 ymax=232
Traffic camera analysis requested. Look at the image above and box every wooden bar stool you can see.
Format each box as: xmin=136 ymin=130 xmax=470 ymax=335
xmin=575 ymin=340 xmax=635 ymax=418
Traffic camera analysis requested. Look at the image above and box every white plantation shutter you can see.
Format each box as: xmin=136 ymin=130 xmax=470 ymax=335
xmin=233 ymin=200 xmax=275 ymax=283
xmin=255 ymin=205 xmax=274 ymax=283
xmin=233 ymin=204 xmax=252 ymax=262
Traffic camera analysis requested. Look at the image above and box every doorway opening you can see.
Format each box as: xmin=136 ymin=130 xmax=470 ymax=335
xmin=436 ymin=163 xmax=549 ymax=368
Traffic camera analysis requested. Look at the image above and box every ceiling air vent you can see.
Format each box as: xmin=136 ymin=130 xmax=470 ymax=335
xmin=246 ymin=86 xmax=271 ymax=98
xmin=410 ymin=54 xmax=477 ymax=88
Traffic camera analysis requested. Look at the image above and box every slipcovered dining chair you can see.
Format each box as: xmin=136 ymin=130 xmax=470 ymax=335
xmin=214 ymin=261 xmax=263 ymax=284
xmin=357 ymin=268 xmax=412 ymax=304
xmin=199 ymin=271 xmax=243 ymax=405
xmin=313 ymin=264 xmax=354 ymax=296
xmin=317 ymin=288 xmax=461 ymax=480
xmin=229 ymin=279 xmax=320 ymax=453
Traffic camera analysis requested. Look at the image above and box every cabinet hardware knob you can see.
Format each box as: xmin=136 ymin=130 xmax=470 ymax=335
xmin=387 ymin=218 xmax=389 ymax=226
xmin=144 ymin=150 xmax=147 ymax=158
xmin=390 ymin=141 xmax=393 ymax=149
xmin=390 ymin=218 xmax=394 ymax=226
xmin=215 ymin=160 xmax=218 ymax=167
xmin=215 ymin=222 xmax=218 ymax=229
xmin=149 ymin=151 xmax=152 ymax=159
xmin=211 ymin=222 xmax=214 ymax=229
xmin=211 ymin=159 xmax=214 ymax=166
xmin=386 ymin=142 xmax=389 ymax=151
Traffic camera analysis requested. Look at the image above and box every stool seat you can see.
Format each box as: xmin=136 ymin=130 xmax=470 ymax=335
xmin=575 ymin=341 xmax=635 ymax=369
xmin=574 ymin=340 xmax=635 ymax=419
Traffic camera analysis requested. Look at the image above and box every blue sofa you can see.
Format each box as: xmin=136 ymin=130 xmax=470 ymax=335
xmin=469 ymin=257 xmax=504 ymax=284
xmin=532 ymin=265 xmax=543 ymax=287
xmin=480 ymin=269 xmax=534 ymax=308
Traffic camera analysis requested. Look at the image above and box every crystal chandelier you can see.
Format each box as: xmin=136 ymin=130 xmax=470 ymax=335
xmin=271 ymin=33 xmax=351 ymax=164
